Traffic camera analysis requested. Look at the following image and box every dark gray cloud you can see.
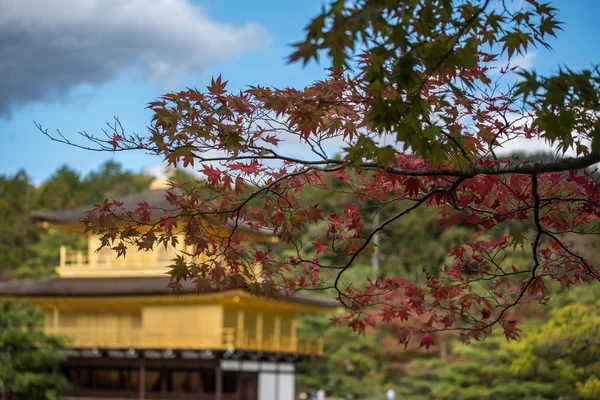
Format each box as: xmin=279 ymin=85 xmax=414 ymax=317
xmin=0 ymin=0 xmax=269 ymax=116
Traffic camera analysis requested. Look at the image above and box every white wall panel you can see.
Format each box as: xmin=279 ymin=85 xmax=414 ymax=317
xmin=258 ymin=372 xmax=277 ymax=400
xmin=278 ymin=373 xmax=295 ymax=400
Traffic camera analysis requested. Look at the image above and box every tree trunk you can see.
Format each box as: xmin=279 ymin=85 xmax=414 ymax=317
xmin=0 ymin=379 xmax=8 ymax=400
xmin=371 ymin=212 xmax=380 ymax=277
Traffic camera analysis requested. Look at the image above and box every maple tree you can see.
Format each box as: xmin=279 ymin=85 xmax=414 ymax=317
xmin=41 ymin=0 xmax=600 ymax=347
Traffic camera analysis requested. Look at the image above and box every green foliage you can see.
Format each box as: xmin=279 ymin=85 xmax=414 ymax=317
xmin=0 ymin=171 xmax=39 ymax=277
xmin=34 ymin=167 xmax=87 ymax=211
xmin=374 ymin=201 xmax=473 ymax=280
xmin=297 ymin=313 xmax=385 ymax=398
xmin=546 ymin=281 xmax=600 ymax=310
xmin=510 ymin=303 xmax=600 ymax=399
xmin=36 ymin=160 xmax=153 ymax=211
xmin=13 ymin=232 xmax=86 ymax=279
xmin=518 ymin=67 xmax=600 ymax=156
xmin=0 ymin=299 xmax=69 ymax=400
xmin=578 ymin=376 xmax=600 ymax=399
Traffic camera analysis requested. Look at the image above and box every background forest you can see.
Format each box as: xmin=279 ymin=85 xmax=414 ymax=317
xmin=1 ymin=156 xmax=599 ymax=400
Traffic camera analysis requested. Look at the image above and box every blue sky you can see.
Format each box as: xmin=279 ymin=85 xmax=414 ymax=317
xmin=0 ymin=0 xmax=598 ymax=184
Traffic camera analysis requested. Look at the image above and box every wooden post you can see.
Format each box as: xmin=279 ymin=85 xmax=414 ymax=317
xmin=290 ymin=313 xmax=297 ymax=351
xmin=224 ymin=328 xmax=234 ymax=349
xmin=236 ymin=310 xmax=244 ymax=347
xmin=371 ymin=212 xmax=380 ymax=276
xmin=88 ymin=236 xmax=96 ymax=268
xmin=126 ymin=369 xmax=132 ymax=394
xmin=139 ymin=358 xmax=146 ymax=400
xmin=441 ymin=341 xmax=448 ymax=362
xmin=215 ymin=364 xmax=223 ymax=400
xmin=274 ymin=315 xmax=281 ymax=351
xmin=59 ymin=246 xmax=66 ymax=269
xmin=52 ymin=306 xmax=59 ymax=334
xmin=256 ymin=312 xmax=263 ymax=351
xmin=161 ymin=367 xmax=168 ymax=394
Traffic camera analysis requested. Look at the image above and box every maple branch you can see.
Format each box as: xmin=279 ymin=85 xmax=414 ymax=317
xmin=333 ymin=177 xmax=465 ymax=303
xmin=364 ymin=153 xmax=600 ymax=177
xmin=155 ymin=146 xmax=600 ymax=178
xmin=35 ymin=120 xmax=157 ymax=154
xmin=544 ymin=231 xmax=600 ymax=281
xmin=468 ymin=173 xmax=546 ymax=334
xmin=530 ymin=173 xmax=544 ymax=280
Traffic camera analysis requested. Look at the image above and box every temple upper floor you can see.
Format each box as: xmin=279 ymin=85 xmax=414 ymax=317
xmin=33 ymin=187 xmax=276 ymax=278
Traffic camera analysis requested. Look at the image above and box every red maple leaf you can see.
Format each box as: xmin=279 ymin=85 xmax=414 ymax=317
xmin=380 ymin=307 xmax=396 ymax=324
xmin=502 ymin=320 xmax=520 ymax=342
xmin=312 ymin=238 xmax=328 ymax=254
xmin=397 ymin=308 xmax=409 ymax=321
xmin=207 ymin=75 xmax=228 ymax=96
xmin=405 ymin=177 xmax=420 ymax=197
xmin=108 ymin=134 xmax=122 ymax=151
xmin=182 ymin=153 xmax=194 ymax=168
xmin=135 ymin=201 xmax=155 ymax=223
xmin=365 ymin=315 xmax=377 ymax=329
xmin=159 ymin=212 xmax=177 ymax=232
xmin=112 ymin=242 xmax=127 ymax=259
xmin=419 ymin=333 xmax=435 ymax=350
xmin=201 ymin=165 xmax=221 ymax=185
xmin=331 ymin=169 xmax=348 ymax=181
xmin=306 ymin=204 xmax=324 ymax=224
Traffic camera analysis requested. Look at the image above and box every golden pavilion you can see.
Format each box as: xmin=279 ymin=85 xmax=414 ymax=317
xmin=0 ymin=186 xmax=336 ymax=400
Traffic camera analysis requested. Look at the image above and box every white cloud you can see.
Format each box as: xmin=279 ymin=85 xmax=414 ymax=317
xmin=495 ymin=136 xmax=556 ymax=155
xmin=494 ymin=111 xmax=595 ymax=159
xmin=145 ymin=163 xmax=170 ymax=181
xmin=0 ymin=0 xmax=270 ymax=116
xmin=489 ymin=51 xmax=536 ymax=77
xmin=508 ymin=51 xmax=536 ymax=71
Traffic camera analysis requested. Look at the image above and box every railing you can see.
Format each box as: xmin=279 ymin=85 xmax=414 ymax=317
xmin=52 ymin=327 xmax=324 ymax=356
xmin=58 ymin=247 xmax=175 ymax=277
xmin=59 ymin=247 xmax=177 ymax=268
xmin=57 ymin=247 xmax=264 ymax=278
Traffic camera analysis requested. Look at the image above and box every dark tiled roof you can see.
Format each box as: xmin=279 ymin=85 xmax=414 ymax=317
xmin=0 ymin=276 xmax=338 ymax=308
xmin=34 ymin=189 xmax=171 ymax=223
xmin=33 ymin=188 xmax=273 ymax=236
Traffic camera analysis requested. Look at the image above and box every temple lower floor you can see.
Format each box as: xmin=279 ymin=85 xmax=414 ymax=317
xmin=59 ymin=355 xmax=297 ymax=400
